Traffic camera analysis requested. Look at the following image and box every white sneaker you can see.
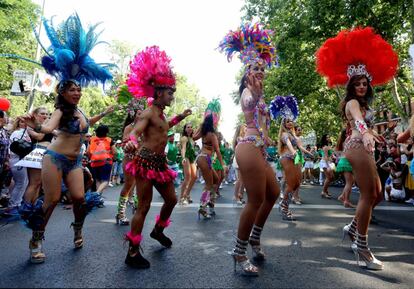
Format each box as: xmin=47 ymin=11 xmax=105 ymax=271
xmin=310 ymin=181 xmax=314 ymax=185
xmin=200 ymin=180 xmax=205 ymax=184
xmin=405 ymin=198 xmax=414 ymax=204
xmin=108 ymin=183 xmax=114 ymax=187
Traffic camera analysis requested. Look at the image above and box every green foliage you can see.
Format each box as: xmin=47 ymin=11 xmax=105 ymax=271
xmin=165 ymin=74 xmax=208 ymax=134
xmin=242 ymin=0 xmax=413 ymax=142
xmin=0 ymin=0 xmax=39 ymax=92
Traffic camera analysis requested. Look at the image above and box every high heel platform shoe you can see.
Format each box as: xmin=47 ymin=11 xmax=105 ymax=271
xmin=250 ymin=243 xmax=265 ymax=261
xmin=279 ymin=200 xmax=296 ymax=221
xmin=208 ymin=202 xmax=216 ymax=218
xmin=249 ymin=224 xmax=265 ymax=260
xmin=115 ymin=213 xmax=130 ymax=226
xmin=342 ymin=224 xmax=356 ymax=243
xmin=352 ymin=234 xmax=384 ymax=270
xmin=231 ymin=254 xmax=259 ymax=276
xmin=29 ymin=231 xmax=45 ymax=264
xmin=230 ymin=238 xmax=259 ymax=276
xmin=353 ymin=247 xmax=383 ymax=270
xmin=71 ymin=222 xmax=84 ymax=249
xmin=198 ymin=207 xmax=211 ymax=220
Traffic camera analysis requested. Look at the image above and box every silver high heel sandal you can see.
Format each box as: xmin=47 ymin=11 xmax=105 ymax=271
xmin=279 ymin=199 xmax=295 ymax=221
xmin=230 ymin=237 xmax=259 ymax=276
xmin=249 ymin=224 xmax=265 ymax=260
xmin=342 ymin=224 xmax=356 ymax=242
xmin=352 ymin=233 xmax=384 ymax=270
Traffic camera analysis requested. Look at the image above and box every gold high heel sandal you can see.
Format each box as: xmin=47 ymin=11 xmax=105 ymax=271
xmin=71 ymin=222 xmax=84 ymax=249
xmin=29 ymin=231 xmax=45 ymax=264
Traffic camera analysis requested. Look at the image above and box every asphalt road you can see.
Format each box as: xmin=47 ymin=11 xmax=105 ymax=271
xmin=1 ymin=181 xmax=413 ymax=288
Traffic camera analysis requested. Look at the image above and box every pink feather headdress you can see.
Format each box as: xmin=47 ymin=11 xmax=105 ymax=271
xmin=126 ymin=46 xmax=176 ymax=99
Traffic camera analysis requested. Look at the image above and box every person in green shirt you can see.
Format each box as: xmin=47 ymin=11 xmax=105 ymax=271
xmin=212 ymin=132 xmax=226 ymax=197
xmin=111 ymin=140 xmax=125 ymax=186
xmin=165 ymin=130 xmax=180 ymax=189
xmin=179 ymin=123 xmax=197 ymax=205
xmin=223 ymin=142 xmax=234 ymax=184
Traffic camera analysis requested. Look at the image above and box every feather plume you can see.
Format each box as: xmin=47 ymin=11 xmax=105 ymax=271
xmin=126 ymin=46 xmax=176 ymax=99
xmin=316 ymin=27 xmax=398 ymax=87
xmin=218 ymin=22 xmax=277 ymax=67
xmin=269 ymin=95 xmax=299 ymax=121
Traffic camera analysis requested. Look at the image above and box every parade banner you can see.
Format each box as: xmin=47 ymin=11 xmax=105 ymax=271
xmin=15 ymin=147 xmax=46 ymax=169
xmin=11 ymin=70 xmax=32 ymax=96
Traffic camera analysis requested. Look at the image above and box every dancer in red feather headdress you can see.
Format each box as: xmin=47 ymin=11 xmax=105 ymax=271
xmin=316 ymin=27 xmax=398 ymax=270
xmin=123 ymin=46 xmax=192 ymax=269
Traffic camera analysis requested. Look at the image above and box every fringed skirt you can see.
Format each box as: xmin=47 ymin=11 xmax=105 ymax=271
xmin=126 ymin=147 xmax=177 ymax=183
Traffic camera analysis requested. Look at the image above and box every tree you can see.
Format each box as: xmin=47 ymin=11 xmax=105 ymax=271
xmin=165 ymin=74 xmax=208 ymax=134
xmin=242 ymin=0 xmax=413 ymax=141
xmin=0 ymin=0 xmax=39 ymax=92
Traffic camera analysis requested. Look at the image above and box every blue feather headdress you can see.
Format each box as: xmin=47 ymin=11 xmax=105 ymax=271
xmin=269 ymin=95 xmax=299 ymax=121
xmin=1 ymin=13 xmax=113 ymax=87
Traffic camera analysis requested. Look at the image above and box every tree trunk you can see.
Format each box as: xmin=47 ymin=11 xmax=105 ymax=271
xmin=391 ymin=77 xmax=409 ymax=124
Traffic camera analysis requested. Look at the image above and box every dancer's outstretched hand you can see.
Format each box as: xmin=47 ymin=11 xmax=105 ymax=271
xmin=124 ymin=141 xmax=138 ymax=154
xmin=104 ymin=105 xmax=115 ymax=115
xmin=18 ymin=114 xmax=36 ymax=128
xmin=362 ymin=133 xmax=375 ymax=153
xmin=247 ymin=73 xmax=263 ymax=97
xmin=182 ymin=109 xmax=192 ymax=118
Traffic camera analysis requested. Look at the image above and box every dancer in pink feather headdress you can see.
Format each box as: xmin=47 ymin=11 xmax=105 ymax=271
xmin=123 ymin=46 xmax=192 ymax=269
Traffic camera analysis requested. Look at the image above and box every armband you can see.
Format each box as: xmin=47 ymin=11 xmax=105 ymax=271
xmin=170 ymin=115 xmax=183 ymax=126
xmin=34 ymin=124 xmax=42 ymax=133
xmin=129 ymin=134 xmax=138 ymax=144
xmin=355 ymin=120 xmax=368 ymax=135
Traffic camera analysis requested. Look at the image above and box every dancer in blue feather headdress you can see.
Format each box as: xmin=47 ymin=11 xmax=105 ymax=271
xmin=14 ymin=13 xmax=115 ymax=264
xmin=270 ymin=95 xmax=309 ymax=221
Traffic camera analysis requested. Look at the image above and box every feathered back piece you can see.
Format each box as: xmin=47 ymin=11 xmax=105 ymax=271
xmin=1 ymin=13 xmax=113 ymax=87
xmin=204 ymin=98 xmax=221 ymax=127
xmin=218 ymin=22 xmax=277 ymax=68
xmin=269 ymin=95 xmax=299 ymax=121
xmin=116 ymin=84 xmax=146 ymax=117
xmin=316 ymin=27 xmax=398 ymax=87
xmin=41 ymin=13 xmax=113 ymax=86
xmin=126 ymin=46 xmax=176 ymax=99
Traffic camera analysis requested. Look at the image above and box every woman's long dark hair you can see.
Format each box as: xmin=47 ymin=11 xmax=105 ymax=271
xmin=182 ymin=123 xmax=193 ymax=137
xmin=123 ymin=111 xmax=136 ymax=132
xmin=239 ymin=73 xmax=248 ymax=97
xmin=54 ymin=81 xmax=79 ymax=129
xmin=336 ymin=129 xmax=347 ymax=151
xmin=201 ymin=114 xmax=215 ymax=137
xmin=319 ymin=134 xmax=331 ymax=148
xmin=340 ymin=75 xmax=373 ymax=120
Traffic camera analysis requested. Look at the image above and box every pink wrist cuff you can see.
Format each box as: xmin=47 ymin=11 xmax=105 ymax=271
xmin=170 ymin=115 xmax=182 ymax=126
xmin=129 ymin=134 xmax=138 ymax=144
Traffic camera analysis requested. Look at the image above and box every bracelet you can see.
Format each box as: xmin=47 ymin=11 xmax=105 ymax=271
xmin=355 ymin=120 xmax=368 ymax=135
xmin=34 ymin=124 xmax=42 ymax=133
xmin=170 ymin=114 xmax=184 ymax=126
xmin=129 ymin=134 xmax=138 ymax=144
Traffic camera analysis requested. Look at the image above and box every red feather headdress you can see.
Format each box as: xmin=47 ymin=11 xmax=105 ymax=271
xmin=315 ymin=27 xmax=398 ymax=87
xmin=126 ymin=46 xmax=176 ymax=99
